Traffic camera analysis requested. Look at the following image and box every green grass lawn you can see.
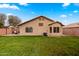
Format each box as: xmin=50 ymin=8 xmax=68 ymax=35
xmin=0 ymin=36 xmax=79 ymax=56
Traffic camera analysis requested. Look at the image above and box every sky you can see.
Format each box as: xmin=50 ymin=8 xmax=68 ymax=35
xmin=0 ymin=3 xmax=79 ymax=25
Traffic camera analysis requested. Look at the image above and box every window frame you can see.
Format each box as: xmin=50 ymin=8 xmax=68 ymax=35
xmin=53 ymin=27 xmax=60 ymax=33
xmin=25 ymin=27 xmax=33 ymax=33
xmin=49 ymin=27 xmax=52 ymax=33
xmin=39 ymin=23 xmax=43 ymax=26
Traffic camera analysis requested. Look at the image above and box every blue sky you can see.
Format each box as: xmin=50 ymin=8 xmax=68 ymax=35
xmin=0 ymin=3 xmax=79 ymax=25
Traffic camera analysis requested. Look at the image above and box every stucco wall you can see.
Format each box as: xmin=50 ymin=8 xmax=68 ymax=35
xmin=19 ymin=17 xmax=53 ymax=35
xmin=48 ymin=23 xmax=63 ymax=36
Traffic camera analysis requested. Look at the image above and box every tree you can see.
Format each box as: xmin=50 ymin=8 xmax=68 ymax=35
xmin=0 ymin=13 xmax=6 ymax=28
xmin=8 ymin=15 xmax=21 ymax=27
xmin=0 ymin=22 xmax=4 ymax=28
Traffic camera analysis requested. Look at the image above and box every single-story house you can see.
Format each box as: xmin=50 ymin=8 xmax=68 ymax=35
xmin=18 ymin=16 xmax=64 ymax=36
xmin=63 ymin=23 xmax=79 ymax=36
xmin=0 ymin=16 xmax=79 ymax=36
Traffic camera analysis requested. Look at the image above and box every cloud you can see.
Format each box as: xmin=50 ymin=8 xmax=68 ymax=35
xmin=68 ymin=10 xmax=78 ymax=16
xmin=19 ymin=3 xmax=28 ymax=6
xmin=31 ymin=12 xmax=35 ymax=14
xmin=69 ymin=14 xmax=72 ymax=16
xmin=0 ymin=4 xmax=19 ymax=10
xmin=6 ymin=13 xmax=13 ymax=15
xmin=74 ymin=3 xmax=79 ymax=6
xmin=62 ymin=3 xmax=70 ymax=7
xmin=73 ymin=10 xmax=78 ymax=13
xmin=60 ymin=14 xmax=67 ymax=18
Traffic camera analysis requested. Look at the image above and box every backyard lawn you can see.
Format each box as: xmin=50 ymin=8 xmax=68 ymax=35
xmin=0 ymin=36 xmax=79 ymax=56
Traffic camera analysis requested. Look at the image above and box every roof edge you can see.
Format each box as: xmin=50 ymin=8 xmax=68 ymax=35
xmin=48 ymin=21 xmax=64 ymax=26
xmin=18 ymin=16 xmax=55 ymax=26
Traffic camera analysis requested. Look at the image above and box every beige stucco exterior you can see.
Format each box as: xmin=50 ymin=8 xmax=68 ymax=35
xmin=18 ymin=16 xmax=63 ymax=36
xmin=48 ymin=23 xmax=63 ymax=36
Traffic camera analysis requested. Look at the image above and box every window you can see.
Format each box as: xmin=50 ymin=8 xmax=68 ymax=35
xmin=53 ymin=27 xmax=59 ymax=33
xmin=39 ymin=23 xmax=43 ymax=26
xmin=25 ymin=27 xmax=33 ymax=33
xmin=50 ymin=27 xmax=52 ymax=33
